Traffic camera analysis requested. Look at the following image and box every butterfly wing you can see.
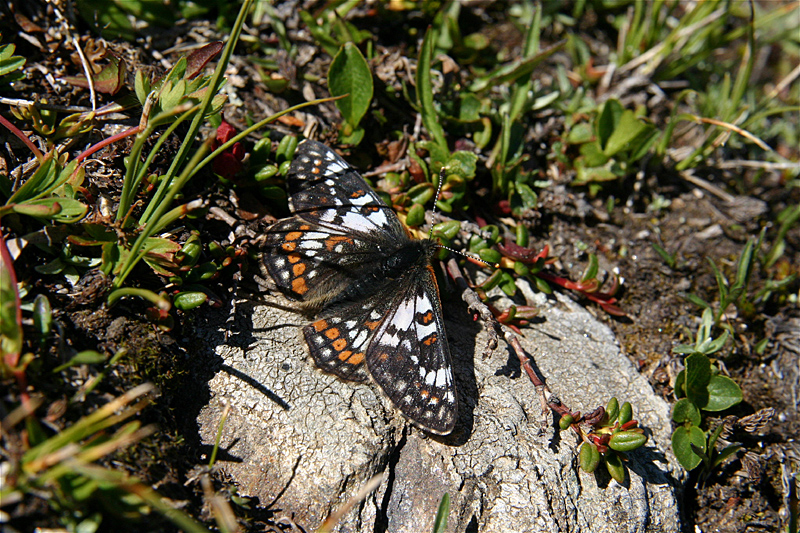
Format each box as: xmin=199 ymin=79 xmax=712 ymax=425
xmin=365 ymin=265 xmax=457 ymax=435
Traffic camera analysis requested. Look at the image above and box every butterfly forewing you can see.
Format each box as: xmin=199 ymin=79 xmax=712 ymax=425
xmin=263 ymin=139 xmax=458 ymax=435
xmin=287 ymin=140 xmax=406 ymax=241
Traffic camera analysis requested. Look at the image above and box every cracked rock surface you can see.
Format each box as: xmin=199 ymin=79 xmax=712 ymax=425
xmin=193 ymin=289 xmax=682 ymax=532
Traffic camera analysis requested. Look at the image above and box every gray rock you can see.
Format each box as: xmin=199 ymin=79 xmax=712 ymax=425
xmin=195 ymin=287 xmax=682 ymax=532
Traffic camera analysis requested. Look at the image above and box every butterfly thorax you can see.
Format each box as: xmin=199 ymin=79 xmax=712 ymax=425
xmin=326 ymin=239 xmax=436 ymax=308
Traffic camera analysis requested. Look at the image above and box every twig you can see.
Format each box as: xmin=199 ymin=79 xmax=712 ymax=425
xmin=71 ymin=37 xmax=97 ymax=112
xmin=445 ymin=257 xmax=499 ymax=355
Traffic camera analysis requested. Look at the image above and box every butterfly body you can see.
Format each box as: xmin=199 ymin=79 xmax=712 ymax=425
xmin=262 ymin=139 xmax=457 ymax=434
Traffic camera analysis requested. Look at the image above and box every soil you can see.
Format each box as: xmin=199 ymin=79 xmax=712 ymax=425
xmin=1 ymin=2 xmax=797 ymax=532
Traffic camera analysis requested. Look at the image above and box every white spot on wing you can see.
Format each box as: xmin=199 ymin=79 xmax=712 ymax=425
xmin=417 ymin=321 xmax=437 ymax=338
xmin=350 ymin=193 xmax=376 ymax=206
xmin=393 ymin=299 xmax=415 ymax=331
xmin=435 ymin=368 xmax=450 ymax=388
xmin=425 ymin=370 xmax=436 ymax=386
xmin=353 ymin=330 xmax=368 ymax=348
xmin=416 ymin=295 xmax=433 ymax=314
xmin=340 ymin=211 xmax=379 ymax=232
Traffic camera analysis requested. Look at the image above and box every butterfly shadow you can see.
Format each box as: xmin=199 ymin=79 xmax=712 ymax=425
xmin=435 ymin=290 xmax=485 ymax=446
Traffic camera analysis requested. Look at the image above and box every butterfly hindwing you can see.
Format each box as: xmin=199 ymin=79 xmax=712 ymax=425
xmin=366 ymin=266 xmax=456 ymax=435
xmin=302 ymin=291 xmax=396 ymax=383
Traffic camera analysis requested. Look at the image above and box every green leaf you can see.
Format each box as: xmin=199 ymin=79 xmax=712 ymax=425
xmin=458 ymin=93 xmax=482 ymax=122
xmin=596 ymin=99 xmax=624 ymax=150
xmin=617 ymin=401 xmax=633 ymax=425
xmin=573 ymin=162 xmax=619 ymax=185
xmin=405 ymin=203 xmax=426 ymax=227
xmin=0 ymin=43 xmax=25 ymax=85
xmin=684 ymin=353 xmax=712 ymax=408
xmin=408 ymin=183 xmax=434 ymax=205
xmin=134 ymin=69 xmax=151 ymax=105
xmin=339 ymin=125 xmax=365 ymax=146
xmin=671 ymin=425 xmax=706 ymax=470
xmin=14 ymin=198 xmax=88 ymax=223
xmin=703 ymin=329 xmax=729 ymax=355
xmin=672 ymin=398 xmax=701 ymax=426
xmin=515 ymin=183 xmax=538 ymax=211
xmin=580 ymin=253 xmax=599 ymax=283
xmin=604 ymin=451 xmax=626 ymax=483
xmin=712 ymin=444 xmax=742 ymax=469
xmin=432 ymin=493 xmax=450 ymax=533
xmin=609 ymin=431 xmax=647 ymax=452
xmin=172 ymin=291 xmax=208 ymax=311
xmin=0 ymin=238 xmax=22 ymax=362
xmin=682 ymin=292 xmax=711 ymax=310
xmin=578 ymin=141 xmax=609 ymax=167
xmin=605 ymin=397 xmax=620 ymax=423
xmin=7 ymin=152 xmax=58 ymax=204
xmin=328 ymin=43 xmax=373 ymax=130
xmin=579 ymin=442 xmax=601 ymax=473
xmin=76 ymin=0 xmax=137 ymax=40
xmin=33 ymin=294 xmax=53 ymax=341
xmin=566 ymin=122 xmax=594 ymax=144
xmin=703 ymin=375 xmax=743 ymax=412
xmin=62 ymin=56 xmax=127 ymax=95
xmin=468 ymin=40 xmax=565 ymax=93
xmin=53 ymin=350 xmax=107 ymax=372
xmin=445 ymin=150 xmax=478 ymax=181
xmin=603 ymin=110 xmax=652 ymax=157
xmin=416 ymin=27 xmax=448 ymax=149
xmin=707 ymin=258 xmax=729 ymax=303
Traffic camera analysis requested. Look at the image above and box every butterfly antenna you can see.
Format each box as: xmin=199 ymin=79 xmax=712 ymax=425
xmin=430 ymin=168 xmax=498 ymax=269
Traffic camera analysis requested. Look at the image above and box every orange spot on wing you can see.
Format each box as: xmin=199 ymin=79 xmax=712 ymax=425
xmin=423 ymin=335 xmax=437 ymax=346
xmin=333 ymin=338 xmax=347 ymax=351
xmin=324 ymin=235 xmax=353 ymax=251
xmin=282 ymin=242 xmax=297 ymax=252
xmin=338 ymin=350 xmax=352 ymax=361
xmin=351 ymin=189 xmax=365 ymax=197
xmin=293 ymin=263 xmax=306 ymax=276
xmin=287 ymin=253 xmax=301 ymax=263
xmin=325 ymin=328 xmax=340 ymax=340
xmin=365 ymin=320 xmax=381 ymax=331
xmin=286 ymin=231 xmax=303 ymax=241
xmin=313 ymin=319 xmax=328 ymax=332
xmin=292 ymin=277 xmax=308 ymax=295
xmin=347 ymin=352 xmax=365 ymax=365
xmin=300 ymin=224 xmax=311 ymax=230
xmin=421 ymin=311 xmax=434 ymax=324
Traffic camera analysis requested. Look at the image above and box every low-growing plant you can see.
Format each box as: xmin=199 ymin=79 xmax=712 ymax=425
xmin=671 ymin=308 xmax=743 ymax=472
xmin=559 ymin=397 xmax=648 ymax=484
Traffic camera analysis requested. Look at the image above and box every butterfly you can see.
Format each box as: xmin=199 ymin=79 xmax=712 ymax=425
xmin=262 ymin=139 xmax=457 ymax=435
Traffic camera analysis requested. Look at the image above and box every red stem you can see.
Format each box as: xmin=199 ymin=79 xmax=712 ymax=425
xmin=0 ymin=113 xmax=44 ymax=161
